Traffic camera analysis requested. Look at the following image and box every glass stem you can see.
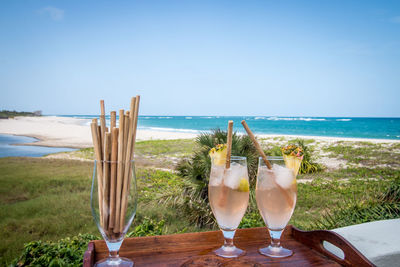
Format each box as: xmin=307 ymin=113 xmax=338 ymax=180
xmin=269 ymin=229 xmax=283 ymax=248
xmin=109 ymin=250 xmax=119 ymax=259
xmin=106 ymin=240 xmax=123 ymax=260
xmin=222 ymin=229 xmax=235 ymax=248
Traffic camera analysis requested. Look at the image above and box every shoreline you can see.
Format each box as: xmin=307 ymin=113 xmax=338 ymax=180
xmin=0 ymin=116 xmax=399 ymax=149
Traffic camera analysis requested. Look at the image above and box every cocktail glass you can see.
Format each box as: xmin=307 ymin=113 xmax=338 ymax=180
xmin=208 ymin=156 xmax=250 ymax=258
xmin=91 ymin=160 xmax=137 ymax=266
xmin=256 ymin=156 xmax=297 ymax=258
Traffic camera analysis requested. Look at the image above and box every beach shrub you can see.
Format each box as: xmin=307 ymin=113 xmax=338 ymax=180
xmin=10 ymin=218 xmax=166 ymax=267
xmin=177 ymin=129 xmax=259 ymax=184
xmin=10 ymin=233 xmax=97 ymax=267
xmin=292 ymin=139 xmax=323 ymax=174
xmin=313 ymin=177 xmax=400 ymax=229
xmin=126 ymin=217 xmax=165 ymax=237
xmin=261 ymin=139 xmax=322 ymax=174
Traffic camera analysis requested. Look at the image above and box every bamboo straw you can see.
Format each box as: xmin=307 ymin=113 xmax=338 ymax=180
xmin=130 ymin=96 xmax=140 ymax=187
xmin=110 ymin=111 xmax=116 ymax=129
xmin=117 ymin=113 xmax=130 ymax=232
xmin=110 ymin=110 xmax=116 ymax=152
xmin=103 ymin=132 xmax=111 ymax=229
xmin=123 ymin=113 xmax=130 ymax=155
xmin=218 ymin=121 xmax=233 ymax=207
xmin=90 ymin=119 xmax=104 ymax=224
xmin=119 ymin=97 xmax=138 ymax=231
xmin=131 ymin=96 xmax=140 ymax=153
xmin=97 ymin=125 xmax=103 ymax=159
xmin=241 ymin=120 xmax=272 ymax=169
xmin=127 ymin=97 xmax=137 ymax=157
xmin=114 ymin=109 xmax=125 ymax=233
xmin=225 ymin=121 xmax=233 ymax=169
xmin=109 ymin=127 xmax=118 ymax=230
xmin=100 ymin=100 xmax=106 ymax=146
xmin=91 ymin=97 xmax=141 ymax=234
xmin=241 ymin=120 xmax=294 ymax=208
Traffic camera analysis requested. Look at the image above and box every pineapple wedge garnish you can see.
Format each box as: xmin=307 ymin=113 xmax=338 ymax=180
xmin=281 ymin=144 xmax=304 ymax=177
xmin=209 ymin=144 xmax=227 ymax=166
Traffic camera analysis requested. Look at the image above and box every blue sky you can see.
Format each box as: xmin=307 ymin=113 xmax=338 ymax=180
xmin=1 ymin=0 xmax=399 ymax=116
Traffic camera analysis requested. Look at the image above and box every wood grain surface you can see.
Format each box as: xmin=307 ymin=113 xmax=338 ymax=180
xmin=83 ymin=225 xmax=374 ymax=267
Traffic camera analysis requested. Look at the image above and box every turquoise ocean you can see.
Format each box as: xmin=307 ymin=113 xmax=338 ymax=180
xmin=1 ymin=116 xmax=398 ymax=158
xmin=63 ymin=115 xmax=400 ymax=140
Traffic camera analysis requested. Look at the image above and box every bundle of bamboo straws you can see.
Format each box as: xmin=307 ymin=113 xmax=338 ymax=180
xmin=90 ymin=96 xmax=140 ymax=235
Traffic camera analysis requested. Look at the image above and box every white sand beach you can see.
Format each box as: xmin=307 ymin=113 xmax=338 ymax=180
xmin=0 ymin=116 xmax=398 ymax=149
xmin=0 ymin=116 xmax=197 ymax=148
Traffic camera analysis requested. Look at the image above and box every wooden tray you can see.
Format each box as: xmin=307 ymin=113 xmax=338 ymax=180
xmin=83 ymin=225 xmax=374 ymax=266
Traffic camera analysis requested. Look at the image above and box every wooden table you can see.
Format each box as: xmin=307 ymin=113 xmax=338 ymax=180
xmin=84 ymin=225 xmax=374 ymax=266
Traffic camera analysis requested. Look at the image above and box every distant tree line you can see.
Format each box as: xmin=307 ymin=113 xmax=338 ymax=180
xmin=0 ymin=110 xmax=42 ymax=119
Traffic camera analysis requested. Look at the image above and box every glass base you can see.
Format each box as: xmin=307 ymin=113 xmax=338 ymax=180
xmin=259 ymin=245 xmax=293 ymax=258
xmin=214 ymin=245 xmax=245 ymax=258
xmin=94 ymin=256 xmax=133 ymax=267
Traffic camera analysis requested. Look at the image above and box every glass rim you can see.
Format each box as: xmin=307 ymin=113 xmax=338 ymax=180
xmin=259 ymin=156 xmax=283 ymax=161
xmin=230 ymin=156 xmax=247 ymax=160
xmin=94 ymin=160 xmax=135 ymax=163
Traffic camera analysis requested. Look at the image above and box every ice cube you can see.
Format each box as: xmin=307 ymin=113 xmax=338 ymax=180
xmin=209 ymin=165 xmax=224 ymax=186
xmin=257 ymin=166 xmax=275 ymax=190
xmin=223 ymin=163 xmax=246 ymax=189
xmin=273 ymin=164 xmax=295 ymax=189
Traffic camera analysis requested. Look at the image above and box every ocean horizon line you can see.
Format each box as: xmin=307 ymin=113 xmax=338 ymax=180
xmin=48 ymin=115 xmax=400 ymax=140
xmin=49 ymin=114 xmax=400 ymax=119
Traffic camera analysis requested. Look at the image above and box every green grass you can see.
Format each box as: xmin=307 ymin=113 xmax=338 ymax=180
xmin=0 ymin=158 xmax=94 ymax=265
xmin=135 ymin=139 xmax=195 ymax=156
xmin=239 ymin=167 xmax=397 ymax=231
xmin=322 ymin=141 xmax=400 ymax=167
xmin=0 ymin=157 xmax=196 ymax=265
xmin=2 ymin=138 xmax=399 ymax=265
xmin=62 ymin=139 xmax=196 ymax=169
xmin=134 ymin=139 xmax=196 ymax=169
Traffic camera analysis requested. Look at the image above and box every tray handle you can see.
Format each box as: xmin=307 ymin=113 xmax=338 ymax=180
xmin=83 ymin=241 xmax=95 ymax=267
xmin=291 ymin=226 xmax=375 ymax=267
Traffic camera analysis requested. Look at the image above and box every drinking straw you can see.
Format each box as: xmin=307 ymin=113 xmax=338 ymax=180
xmin=97 ymin=125 xmax=102 ymax=159
xmin=241 ymin=120 xmax=272 ymax=169
xmin=114 ymin=109 xmax=125 ymax=233
xmin=123 ymin=112 xmax=130 ymax=154
xmin=110 ymin=111 xmax=116 ymax=129
xmin=119 ymin=97 xmax=137 ymax=232
xmin=225 ymin=120 xmax=233 ymax=169
xmin=90 ymin=119 xmax=104 ymax=224
xmin=131 ymin=96 xmax=140 ymax=153
xmin=241 ymin=120 xmax=294 ymax=208
xmin=109 ymin=127 xmax=118 ymax=230
xmin=90 ymin=97 xmax=140 ymax=234
xmin=103 ymin=132 xmax=111 ymax=229
xmin=100 ymin=100 xmax=106 ymax=144
xmin=218 ymin=121 xmax=233 ymax=207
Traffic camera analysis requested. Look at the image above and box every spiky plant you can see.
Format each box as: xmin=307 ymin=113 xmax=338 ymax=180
xmin=177 ymin=129 xmax=259 ymax=184
xmin=292 ymin=139 xmax=323 ymax=174
xmin=173 ymin=133 xmax=324 ymax=228
xmin=174 ymin=129 xmax=258 ymax=227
